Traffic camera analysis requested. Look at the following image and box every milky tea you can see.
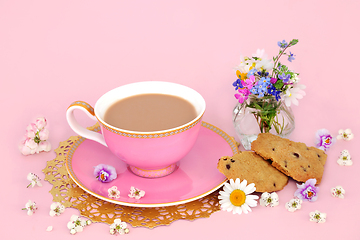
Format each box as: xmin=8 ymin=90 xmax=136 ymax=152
xmin=104 ymin=93 xmax=198 ymax=132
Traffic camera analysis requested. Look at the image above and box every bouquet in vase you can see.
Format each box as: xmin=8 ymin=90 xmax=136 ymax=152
xmin=232 ymin=39 xmax=305 ymax=149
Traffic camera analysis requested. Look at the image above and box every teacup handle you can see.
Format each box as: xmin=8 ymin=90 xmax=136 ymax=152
xmin=66 ymin=101 xmax=107 ymax=147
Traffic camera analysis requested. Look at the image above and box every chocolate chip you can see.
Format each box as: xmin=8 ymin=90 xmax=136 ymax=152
xmin=230 ymin=159 xmax=235 ymax=163
xmin=284 ymin=160 xmax=288 ymax=168
xmin=226 ymin=164 xmax=231 ymax=170
xmin=273 ymin=183 xmax=276 ymax=187
xmin=223 ymin=157 xmax=228 ymax=161
xmin=292 ymin=152 xmax=300 ymax=158
xmin=301 ymin=166 xmax=307 ymax=172
xmin=272 ymin=148 xmax=275 ymax=151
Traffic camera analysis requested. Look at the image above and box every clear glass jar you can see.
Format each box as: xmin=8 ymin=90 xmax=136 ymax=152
xmin=233 ymin=95 xmax=295 ymax=150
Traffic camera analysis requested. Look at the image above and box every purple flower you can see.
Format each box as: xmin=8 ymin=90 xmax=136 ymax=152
xmin=277 ymin=40 xmax=288 ymax=48
xmin=232 ymin=79 xmax=243 ymax=90
xmin=315 ymin=129 xmax=335 ymax=151
xmin=94 ymin=164 xmax=117 ymax=183
xmin=288 ymin=51 xmax=295 ymax=62
xmin=278 ymin=73 xmax=291 ymax=83
xmin=294 ymin=179 xmax=319 ymax=202
xmin=270 ymin=78 xmax=277 ymax=84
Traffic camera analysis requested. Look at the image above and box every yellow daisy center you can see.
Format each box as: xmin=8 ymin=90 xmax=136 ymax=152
xmin=230 ymin=189 xmax=246 ymax=206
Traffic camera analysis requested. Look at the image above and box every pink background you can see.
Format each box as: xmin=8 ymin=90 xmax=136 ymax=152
xmin=1 ymin=0 xmax=359 ymax=239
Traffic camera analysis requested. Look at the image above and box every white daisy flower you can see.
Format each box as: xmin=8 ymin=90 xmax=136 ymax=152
xmin=309 ymin=210 xmax=326 ymax=223
xmin=331 ymin=186 xmax=345 ymax=199
xmin=49 ymin=202 xmax=65 ymax=216
xmin=22 ymin=200 xmax=37 ymax=215
xmin=108 ymin=186 xmax=120 ymax=199
xmin=46 ymin=226 xmax=53 ymax=232
xmin=260 ymin=192 xmax=279 ymax=207
xmin=337 ymin=129 xmax=354 ymax=141
xmin=109 ymin=219 xmax=129 ymax=235
xmin=128 ymin=186 xmax=145 ymax=199
xmin=218 ymin=178 xmax=259 ymax=214
xmin=337 ymin=150 xmax=352 ymax=166
xmin=27 ymin=173 xmax=42 ymax=188
xmin=283 ymin=84 xmax=306 ymax=107
xmin=285 ymin=199 xmax=302 ymax=212
xmin=255 ymin=58 xmax=274 ymax=71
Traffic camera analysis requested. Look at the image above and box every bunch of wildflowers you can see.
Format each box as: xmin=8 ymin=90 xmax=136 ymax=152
xmin=233 ymin=39 xmax=305 ymax=107
xmin=19 ymin=117 xmax=51 ymax=155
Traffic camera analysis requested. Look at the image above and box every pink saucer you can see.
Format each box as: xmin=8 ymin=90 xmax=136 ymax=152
xmin=66 ymin=122 xmax=238 ymax=207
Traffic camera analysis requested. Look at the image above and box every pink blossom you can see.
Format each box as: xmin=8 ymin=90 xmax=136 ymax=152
xmin=19 ymin=117 xmax=51 ymax=155
xmin=35 ymin=117 xmax=47 ymax=129
xmin=20 ymin=138 xmax=38 ymax=155
xmin=26 ymin=123 xmax=37 ymax=138
xmin=242 ymin=75 xmax=255 ymax=89
xmin=39 ymin=128 xmax=49 ymax=140
xmin=235 ymin=88 xmax=250 ymax=103
xmin=38 ymin=141 xmax=51 ymax=152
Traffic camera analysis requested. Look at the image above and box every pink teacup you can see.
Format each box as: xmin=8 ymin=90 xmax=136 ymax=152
xmin=66 ymin=81 xmax=206 ymax=178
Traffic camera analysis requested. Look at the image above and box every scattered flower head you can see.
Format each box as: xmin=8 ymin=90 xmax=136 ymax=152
xmin=22 ymin=200 xmax=37 ymax=216
xmin=337 ymin=150 xmax=352 ymax=166
xmin=27 ymin=172 xmax=42 ymax=188
xmin=109 ymin=219 xmax=130 ymax=235
xmin=67 ymin=215 xmax=91 ymax=235
xmin=108 ymin=186 xmax=120 ymax=199
xmin=309 ymin=210 xmax=326 ymax=223
xmin=294 ymin=178 xmax=319 ymax=202
xmin=315 ymin=129 xmax=335 ymax=151
xmin=218 ymin=178 xmax=259 ymax=215
xmin=49 ymin=202 xmax=65 ymax=216
xmin=128 ymin=186 xmax=145 ymax=200
xmin=19 ymin=117 xmax=51 ymax=155
xmin=331 ymin=186 xmax=345 ymax=199
xmin=46 ymin=226 xmax=53 ymax=232
xmin=232 ymin=39 xmax=304 ymax=107
xmin=260 ymin=192 xmax=279 ymax=207
xmin=285 ymin=198 xmax=302 ymax=212
xmin=94 ymin=164 xmax=117 ymax=183
xmin=337 ymin=129 xmax=354 ymax=141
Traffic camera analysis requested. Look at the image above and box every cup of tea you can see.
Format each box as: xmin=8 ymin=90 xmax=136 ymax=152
xmin=66 ymin=81 xmax=206 ymax=178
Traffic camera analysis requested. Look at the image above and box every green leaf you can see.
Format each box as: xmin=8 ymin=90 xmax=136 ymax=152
xmin=289 ymin=39 xmax=299 ymax=46
xmin=274 ymin=80 xmax=284 ymax=90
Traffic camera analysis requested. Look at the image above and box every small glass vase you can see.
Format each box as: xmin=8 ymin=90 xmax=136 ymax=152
xmin=233 ymin=95 xmax=295 ymax=150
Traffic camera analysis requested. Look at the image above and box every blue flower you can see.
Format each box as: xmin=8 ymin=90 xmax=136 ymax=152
xmin=277 ymin=40 xmax=288 ymax=48
xmin=288 ymin=51 xmax=295 ymax=62
xmin=247 ymin=68 xmax=257 ymax=77
xmin=259 ymin=77 xmax=271 ymax=87
xmin=251 ymin=84 xmax=268 ymax=98
xmin=232 ymin=79 xmax=243 ymax=90
xmin=278 ymin=73 xmax=291 ymax=83
xmin=268 ymin=85 xmax=281 ymax=101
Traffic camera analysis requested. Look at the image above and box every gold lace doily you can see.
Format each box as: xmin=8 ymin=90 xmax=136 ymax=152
xmin=42 ymin=123 xmax=230 ymax=229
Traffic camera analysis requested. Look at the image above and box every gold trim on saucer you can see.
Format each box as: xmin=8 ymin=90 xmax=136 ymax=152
xmin=42 ymin=122 xmax=239 ymax=228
